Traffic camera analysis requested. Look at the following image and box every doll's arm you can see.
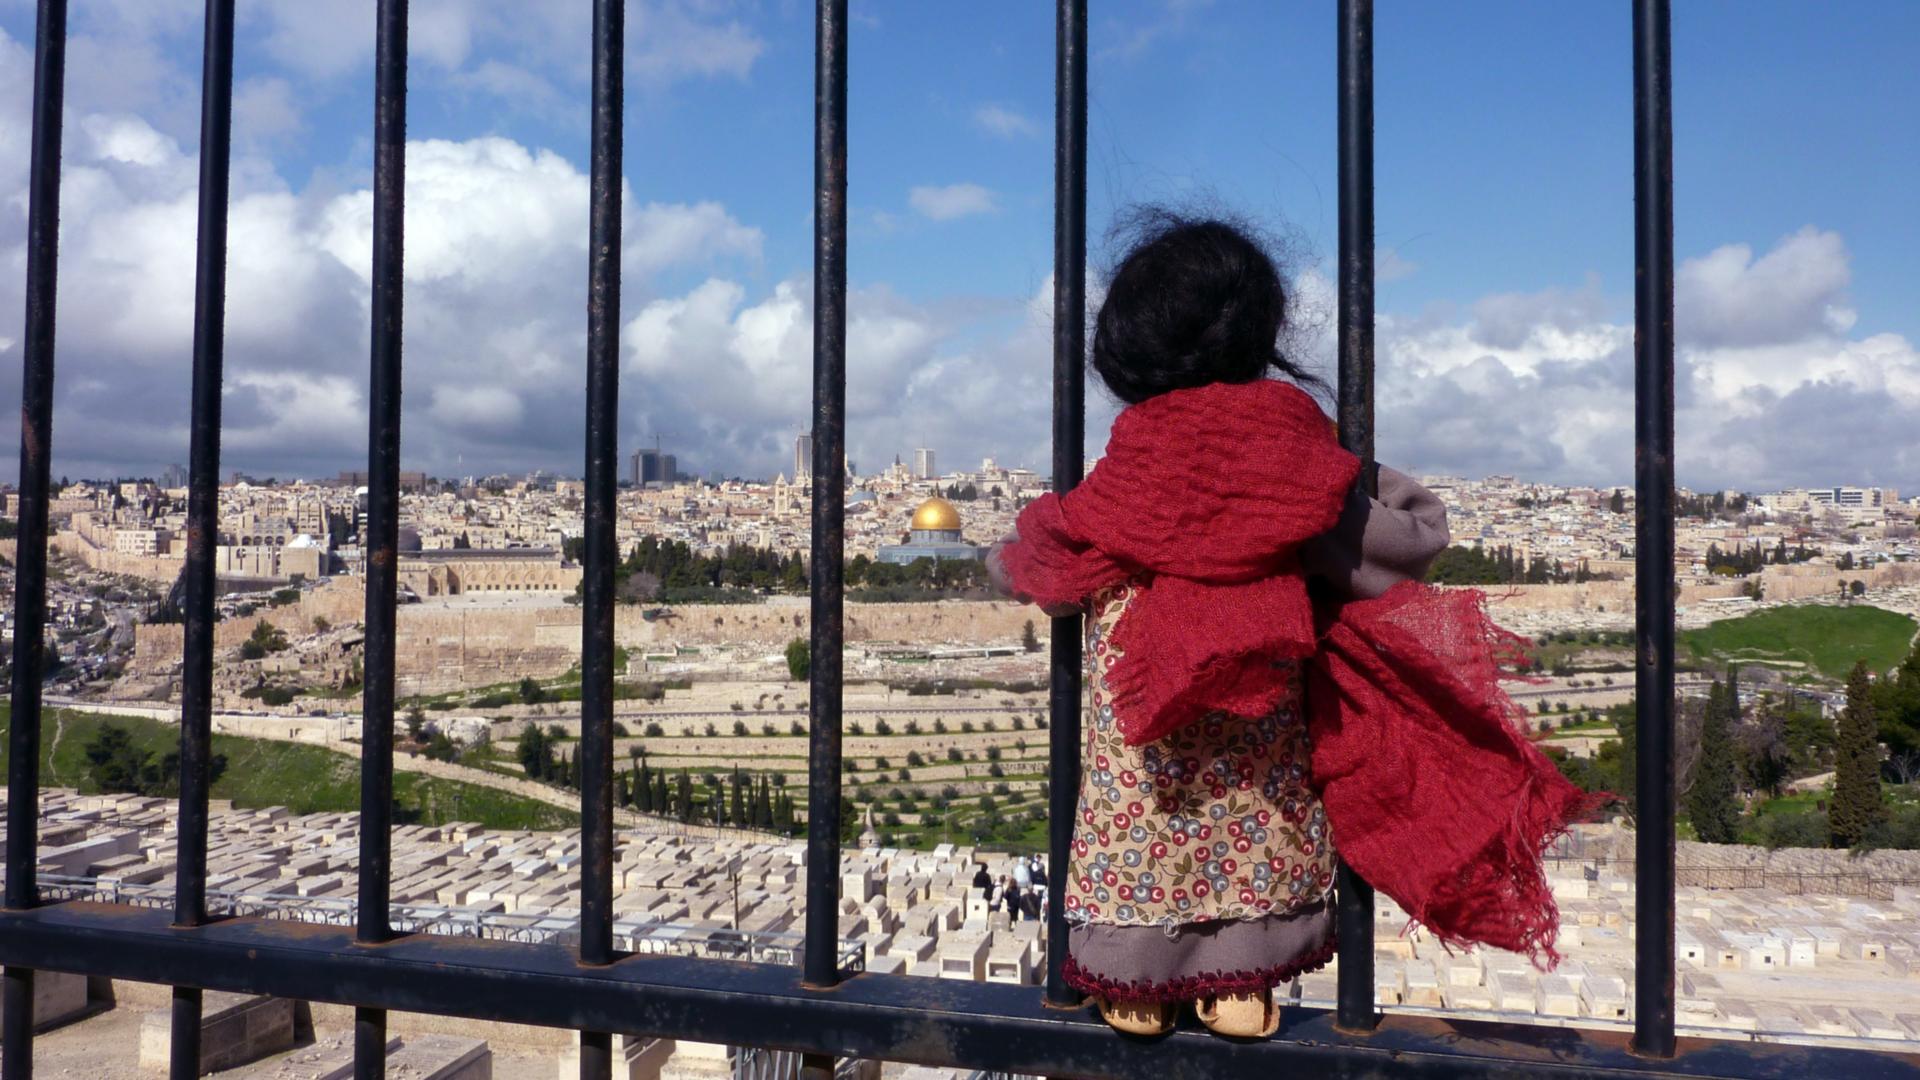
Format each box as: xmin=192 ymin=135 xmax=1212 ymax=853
xmin=987 ymin=528 xmax=1083 ymax=617
xmin=1298 ymin=465 xmax=1450 ymax=600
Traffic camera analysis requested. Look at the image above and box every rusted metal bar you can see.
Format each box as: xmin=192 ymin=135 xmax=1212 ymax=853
xmin=1632 ymin=0 xmax=1677 ymax=1060
xmin=1044 ymin=0 xmax=1088 ymax=1011
xmin=2 ymin=2 xmax=68 ymax=1076
xmin=170 ymin=3 xmax=236 ymax=1073
xmin=579 ymin=0 xmax=623 ymax=972
xmin=577 ymin=1 xmax=624 ymax=1076
xmin=1333 ymin=0 xmax=1379 ymax=1036
xmin=356 ymin=1 xmax=408 ymax=1075
xmin=803 ymin=0 xmax=849 ymax=998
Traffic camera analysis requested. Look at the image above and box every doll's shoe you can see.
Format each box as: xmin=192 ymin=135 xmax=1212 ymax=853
xmin=1195 ymin=991 xmax=1278 ymax=1038
xmin=1096 ymin=998 xmax=1175 ymax=1036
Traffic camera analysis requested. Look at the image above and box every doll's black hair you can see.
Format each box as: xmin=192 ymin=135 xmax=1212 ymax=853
xmin=1091 ymin=208 xmax=1325 ymax=405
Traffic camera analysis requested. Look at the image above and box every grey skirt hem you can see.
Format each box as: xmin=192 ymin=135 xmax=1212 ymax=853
xmin=1063 ymin=899 xmax=1336 ymax=1004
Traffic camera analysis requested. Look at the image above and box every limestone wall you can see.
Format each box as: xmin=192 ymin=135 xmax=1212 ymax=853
xmin=130 ymin=582 xmax=1040 ymax=696
xmin=49 ymin=530 xmax=180 ymax=582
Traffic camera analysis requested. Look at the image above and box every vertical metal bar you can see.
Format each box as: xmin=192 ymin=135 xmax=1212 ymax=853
xmin=1043 ymin=0 xmax=1087 ymax=1010
xmin=170 ymin=5 xmax=235 ymax=1074
xmin=355 ymin=2 xmax=406 ymax=1077
xmin=800 ymin=0 xmax=847 ymax=1067
xmin=1631 ymin=0 xmax=1676 ymax=1059
xmin=1333 ymin=0 xmax=1379 ymax=1036
xmin=580 ymin=0 xmax=623 ymax=972
xmin=3 ymin=3 xmax=67 ymax=1076
xmin=0 ymin=968 xmax=32 ymax=1080
xmin=354 ymin=1007 xmax=385 ymax=1080
xmin=578 ymin=2 xmax=623 ymax=1077
xmin=578 ymin=1034 xmax=612 ymax=1080
xmin=169 ymin=987 xmax=204 ymax=1080
xmin=802 ymin=0 xmax=848 ymax=998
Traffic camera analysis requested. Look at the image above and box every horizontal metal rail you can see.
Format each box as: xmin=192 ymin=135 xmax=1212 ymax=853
xmin=2 ymin=903 xmax=1913 ymax=1080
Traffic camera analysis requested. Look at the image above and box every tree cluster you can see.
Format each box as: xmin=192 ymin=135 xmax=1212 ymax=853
xmin=1831 ymin=660 xmax=1887 ymax=848
xmin=1869 ymin=641 xmax=1920 ymax=783
xmin=83 ymin=723 xmax=227 ymax=798
xmin=1424 ymin=545 xmax=1600 ymax=586
xmin=238 ymin=620 xmax=289 ymax=661
xmin=621 ymin=752 xmax=797 ymax=833
xmin=1704 ymin=539 xmax=1817 ymax=577
xmin=568 ymin=536 xmax=810 ymax=603
xmin=845 ymin=554 xmax=990 ymax=601
xmin=1675 ymin=491 xmax=1750 ymax=519
xmin=1686 ymin=672 xmax=1742 ymax=843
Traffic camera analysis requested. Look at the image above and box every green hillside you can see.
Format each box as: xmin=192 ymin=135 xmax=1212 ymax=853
xmin=0 ymin=705 xmax=576 ymax=831
xmin=1680 ymin=604 xmax=1916 ymax=680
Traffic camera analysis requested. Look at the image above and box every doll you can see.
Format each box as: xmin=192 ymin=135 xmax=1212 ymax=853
xmin=990 ymin=213 xmax=1594 ymax=1038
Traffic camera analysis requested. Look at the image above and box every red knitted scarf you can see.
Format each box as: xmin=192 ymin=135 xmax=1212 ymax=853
xmin=998 ymin=379 xmax=1599 ymax=964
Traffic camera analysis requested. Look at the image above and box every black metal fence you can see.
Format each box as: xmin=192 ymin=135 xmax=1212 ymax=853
xmin=2 ymin=1 xmax=1916 ymax=1078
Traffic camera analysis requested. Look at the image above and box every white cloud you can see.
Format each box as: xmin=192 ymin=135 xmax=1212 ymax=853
xmin=908 ymin=183 xmax=997 ymax=222
xmin=1353 ymin=230 xmax=1920 ymax=491
xmin=973 ymin=104 xmax=1039 ymax=139
xmin=629 ymin=1 xmax=763 ymax=83
xmin=241 ymin=0 xmax=761 ymax=86
xmin=0 ymin=113 xmax=768 ymax=479
xmin=430 ymin=384 xmax=524 ymax=431
xmin=1676 ymin=226 xmax=1853 ymax=348
xmin=627 ymin=200 xmax=763 ymax=276
xmin=1 ymin=20 xmax=1913 ymax=494
xmin=249 ymin=0 xmax=376 ymax=80
xmin=233 ymin=77 xmax=303 ymax=145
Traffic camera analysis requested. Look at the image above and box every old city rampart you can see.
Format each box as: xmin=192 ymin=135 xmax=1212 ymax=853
xmin=131 ymin=582 xmax=1039 ymax=694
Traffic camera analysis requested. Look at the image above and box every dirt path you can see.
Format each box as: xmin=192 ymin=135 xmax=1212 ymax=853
xmin=373 ymin=746 xmax=664 ymax=830
xmin=46 ymin=711 xmax=69 ymax=775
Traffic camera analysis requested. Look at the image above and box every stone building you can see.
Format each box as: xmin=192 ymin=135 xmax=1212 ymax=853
xmin=396 ymin=548 xmax=583 ymax=596
xmin=877 ymin=497 xmax=983 ymax=566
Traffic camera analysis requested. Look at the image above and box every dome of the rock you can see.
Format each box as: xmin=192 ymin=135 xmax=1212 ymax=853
xmin=910 ymin=497 xmax=963 ymax=532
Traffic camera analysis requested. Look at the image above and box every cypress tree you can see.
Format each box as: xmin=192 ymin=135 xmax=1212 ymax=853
xmin=1686 ymin=678 xmax=1740 ymax=843
xmin=1831 ymin=660 xmax=1885 ymax=848
xmin=677 ymin=771 xmax=693 ymax=824
xmin=1610 ymin=700 xmax=1637 ymax=824
xmin=731 ymin=768 xmax=747 ymax=825
xmin=517 ymin=722 xmax=547 ymax=779
xmin=654 ymin=771 xmax=670 ymax=816
xmin=638 ymin=762 xmax=654 ymax=813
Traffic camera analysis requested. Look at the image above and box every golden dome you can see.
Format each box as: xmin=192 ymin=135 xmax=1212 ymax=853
xmin=910 ymin=496 xmax=963 ymax=531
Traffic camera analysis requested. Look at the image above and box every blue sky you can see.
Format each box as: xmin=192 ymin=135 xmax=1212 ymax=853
xmin=0 ymin=0 xmax=1915 ymax=489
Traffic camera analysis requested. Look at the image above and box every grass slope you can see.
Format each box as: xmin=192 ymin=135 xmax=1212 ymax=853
xmin=1680 ymin=604 xmax=1916 ymax=680
xmin=0 ymin=705 xmax=577 ymax=831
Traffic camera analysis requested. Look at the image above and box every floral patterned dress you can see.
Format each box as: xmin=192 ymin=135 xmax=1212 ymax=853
xmin=1060 ymin=584 xmax=1340 ymax=1004
xmin=1034 ymin=466 xmax=1448 ymax=1004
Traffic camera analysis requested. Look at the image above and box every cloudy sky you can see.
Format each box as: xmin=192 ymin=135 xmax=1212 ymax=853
xmin=0 ymin=0 xmax=1915 ymax=491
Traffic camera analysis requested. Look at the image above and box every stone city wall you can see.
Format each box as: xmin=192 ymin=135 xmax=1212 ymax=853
xmin=131 ymin=581 xmax=1039 ymax=695
xmin=49 ymin=530 xmax=180 ymax=582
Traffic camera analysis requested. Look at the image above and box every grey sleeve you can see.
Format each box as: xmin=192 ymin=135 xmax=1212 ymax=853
xmin=1297 ymin=465 xmax=1451 ymax=600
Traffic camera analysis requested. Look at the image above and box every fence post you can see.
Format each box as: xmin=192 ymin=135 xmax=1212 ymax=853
xmin=802 ymin=1 xmax=849 ymax=1077
xmin=1631 ymin=0 xmax=1677 ymax=1059
xmin=1044 ymin=0 xmax=1088 ymax=1011
xmin=1333 ymin=0 xmax=1379 ymax=1036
